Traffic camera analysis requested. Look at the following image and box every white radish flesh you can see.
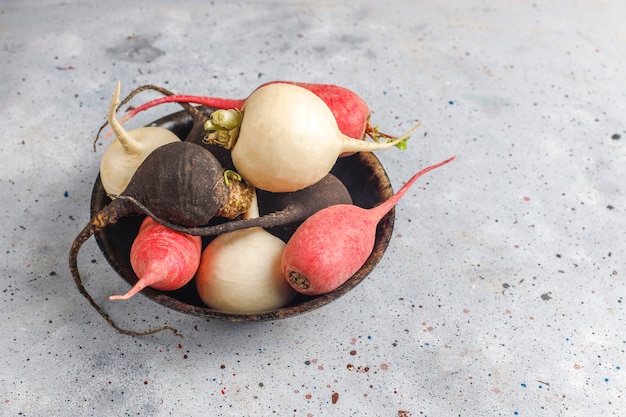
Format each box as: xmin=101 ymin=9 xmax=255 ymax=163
xmin=100 ymin=81 xmax=180 ymax=196
xmin=195 ymin=192 xmax=296 ymax=313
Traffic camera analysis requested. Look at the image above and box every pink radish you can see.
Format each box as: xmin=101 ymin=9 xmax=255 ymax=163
xmin=109 ymin=217 xmax=202 ymax=300
xmin=118 ymin=80 xmax=372 ymax=140
xmin=282 ymin=155 xmax=457 ymax=296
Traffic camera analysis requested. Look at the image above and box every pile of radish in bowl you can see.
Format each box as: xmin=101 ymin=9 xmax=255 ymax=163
xmin=69 ymin=81 xmax=455 ymax=336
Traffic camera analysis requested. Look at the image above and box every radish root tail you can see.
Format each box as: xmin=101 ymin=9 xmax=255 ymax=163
xmin=69 ymin=219 xmax=183 ymax=338
xmin=93 ymin=83 xmax=201 ymax=150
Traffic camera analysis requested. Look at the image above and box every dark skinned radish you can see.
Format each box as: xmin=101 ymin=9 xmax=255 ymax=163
xmin=256 ymin=174 xmax=353 ymax=242
xmin=118 ymin=80 xmax=371 ymax=141
xmin=152 ymin=173 xmax=352 ymax=239
xmin=68 ymin=141 xmax=252 ymax=336
xmin=109 ymin=217 xmax=202 ymax=301
xmin=282 ymin=155 xmax=457 ymax=296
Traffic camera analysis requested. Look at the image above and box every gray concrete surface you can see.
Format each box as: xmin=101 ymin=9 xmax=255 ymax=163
xmin=1 ymin=0 xmax=625 ymax=415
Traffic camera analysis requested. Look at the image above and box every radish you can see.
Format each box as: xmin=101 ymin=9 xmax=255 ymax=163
xmin=195 ymin=191 xmax=296 ymax=314
xmin=99 ymin=81 xmax=180 ymax=196
xmin=224 ymin=83 xmax=418 ymax=192
xmin=109 ymin=217 xmax=202 ymax=301
xmin=69 ymin=141 xmax=252 ymax=335
xmin=256 ymin=173 xmax=352 ymax=241
xmin=282 ymin=155 xmax=457 ymax=296
xmin=155 ymin=173 xmax=352 ymax=240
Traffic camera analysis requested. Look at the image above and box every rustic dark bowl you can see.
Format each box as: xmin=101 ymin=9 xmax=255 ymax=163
xmin=91 ymin=109 xmax=395 ymax=321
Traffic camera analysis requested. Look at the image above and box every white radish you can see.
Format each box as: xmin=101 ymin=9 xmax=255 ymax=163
xmin=226 ymin=83 xmax=419 ymax=193
xmin=195 ymin=191 xmax=296 ymax=313
xmin=99 ymin=81 xmax=180 ymax=196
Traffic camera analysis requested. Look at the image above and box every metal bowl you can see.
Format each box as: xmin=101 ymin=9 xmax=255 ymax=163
xmin=91 ymin=109 xmax=395 ymax=321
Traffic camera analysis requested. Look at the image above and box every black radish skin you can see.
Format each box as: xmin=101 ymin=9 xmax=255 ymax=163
xmin=258 ymin=174 xmax=353 ymax=241
xmin=69 ymin=141 xmax=250 ymax=336
xmin=158 ymin=173 xmax=352 ymax=240
xmin=118 ymin=141 xmax=232 ymax=226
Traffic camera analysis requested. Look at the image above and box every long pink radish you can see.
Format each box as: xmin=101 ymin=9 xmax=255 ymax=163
xmin=282 ymin=155 xmax=457 ymax=296
xmin=109 ymin=217 xmax=202 ymax=300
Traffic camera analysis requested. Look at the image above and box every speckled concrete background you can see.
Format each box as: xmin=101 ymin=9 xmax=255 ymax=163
xmin=1 ymin=1 xmax=625 ymax=416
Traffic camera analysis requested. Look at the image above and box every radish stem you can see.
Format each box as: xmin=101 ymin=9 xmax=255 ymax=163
xmin=107 ymin=81 xmax=143 ymax=155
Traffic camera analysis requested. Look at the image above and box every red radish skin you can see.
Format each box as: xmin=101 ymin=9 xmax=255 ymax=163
xmin=282 ymin=155 xmax=457 ymax=296
xmin=118 ymin=81 xmax=370 ymax=140
xmin=109 ymin=217 xmax=202 ymax=300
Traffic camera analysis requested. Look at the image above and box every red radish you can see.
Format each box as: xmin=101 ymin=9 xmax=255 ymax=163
xmin=118 ymin=80 xmax=371 ymax=140
xmin=282 ymin=155 xmax=457 ymax=296
xmin=109 ymin=217 xmax=202 ymax=300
